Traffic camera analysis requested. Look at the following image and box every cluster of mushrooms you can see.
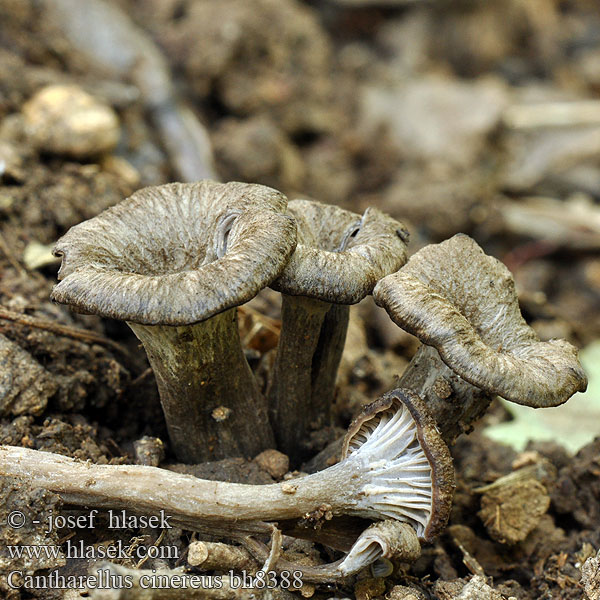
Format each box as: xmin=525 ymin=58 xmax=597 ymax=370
xmin=0 ymin=181 xmax=588 ymax=584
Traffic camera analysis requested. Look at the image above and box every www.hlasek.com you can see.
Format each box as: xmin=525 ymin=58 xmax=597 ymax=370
xmin=4 ymin=508 xmax=303 ymax=591
xmin=6 ymin=569 xmax=304 ymax=591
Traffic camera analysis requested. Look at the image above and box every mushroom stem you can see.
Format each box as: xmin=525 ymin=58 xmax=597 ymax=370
xmin=397 ymin=345 xmax=493 ymax=445
xmin=0 ymin=444 xmax=360 ymax=523
xmin=242 ymin=536 xmax=346 ymax=583
xmin=310 ymin=303 xmax=350 ymax=429
xmin=268 ymin=202 xmax=408 ymax=464
xmin=0 ymin=392 xmax=445 ymax=538
xmin=267 ymin=295 xmax=331 ymax=462
xmin=129 ymin=308 xmax=274 ymax=463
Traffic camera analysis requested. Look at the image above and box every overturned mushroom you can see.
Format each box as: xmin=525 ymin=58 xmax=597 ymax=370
xmin=243 ymin=520 xmax=421 ymax=583
xmin=51 ymin=181 xmax=296 ymax=462
xmin=0 ymin=390 xmax=454 ymax=545
xmin=269 ymin=199 xmax=409 ymax=461
xmin=337 ymin=519 xmax=421 ymax=577
xmin=373 ymin=233 xmax=588 ymax=442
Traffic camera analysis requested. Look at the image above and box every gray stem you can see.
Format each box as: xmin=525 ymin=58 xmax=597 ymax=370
xmin=398 ymin=344 xmax=493 ymax=445
xmin=232 ymin=520 xmax=420 ymax=583
xmin=129 ymin=309 xmax=274 ymax=463
xmin=310 ymin=303 xmax=350 ymax=431
xmin=304 ymin=344 xmax=494 ymax=470
xmin=1 ymin=399 xmax=430 ymax=542
xmin=0 ymin=446 xmax=363 ymax=527
xmin=267 ymin=295 xmax=330 ymax=463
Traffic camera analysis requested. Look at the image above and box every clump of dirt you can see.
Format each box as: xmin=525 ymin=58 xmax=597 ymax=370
xmin=552 ymin=438 xmax=600 ymax=531
xmin=0 ymin=333 xmax=57 ymax=416
xmin=478 ymin=478 xmax=551 ymax=545
xmin=0 ymin=477 xmax=63 ymax=600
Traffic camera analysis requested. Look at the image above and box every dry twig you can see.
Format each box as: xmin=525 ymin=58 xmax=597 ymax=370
xmin=187 ymin=541 xmax=256 ymax=572
xmin=0 ymin=305 xmax=128 ymax=356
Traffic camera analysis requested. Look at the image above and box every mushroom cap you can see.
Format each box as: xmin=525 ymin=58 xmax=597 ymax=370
xmin=338 ymin=520 xmax=421 ymax=576
xmin=51 ymin=181 xmax=297 ymax=325
xmin=342 ymin=389 xmax=455 ymax=542
xmin=373 ymin=233 xmax=588 ymax=407
xmin=271 ymin=199 xmax=409 ymax=304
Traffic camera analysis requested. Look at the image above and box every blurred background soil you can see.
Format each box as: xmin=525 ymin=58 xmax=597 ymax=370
xmin=0 ymin=0 xmax=599 ymax=598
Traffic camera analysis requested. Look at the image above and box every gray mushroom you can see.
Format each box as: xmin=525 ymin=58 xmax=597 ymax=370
xmin=0 ymin=390 xmax=455 ymax=546
xmin=51 ymin=181 xmax=296 ymax=462
xmin=337 ymin=519 xmax=421 ymax=577
xmin=269 ymin=199 xmax=409 ymax=461
xmin=373 ymin=233 xmax=588 ymax=443
xmin=243 ymin=519 xmax=421 ymax=582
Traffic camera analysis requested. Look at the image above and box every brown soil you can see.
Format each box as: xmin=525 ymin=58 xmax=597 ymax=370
xmin=1 ymin=1 xmax=599 ymax=599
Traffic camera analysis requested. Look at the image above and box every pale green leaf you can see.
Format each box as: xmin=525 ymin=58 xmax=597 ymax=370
xmin=483 ymin=341 xmax=600 ymax=454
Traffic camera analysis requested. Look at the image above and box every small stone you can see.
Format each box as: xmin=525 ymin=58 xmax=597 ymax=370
xmin=211 ymin=406 xmax=232 ymax=422
xmin=432 ymin=376 xmax=452 ymax=400
xmin=254 ymin=448 xmax=289 ymax=479
xmin=133 ymin=436 xmax=165 ymax=467
xmin=22 ymin=84 xmax=120 ymax=158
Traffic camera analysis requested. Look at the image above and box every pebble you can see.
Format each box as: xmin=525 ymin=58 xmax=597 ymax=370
xmin=22 ymin=84 xmax=120 ymax=158
xmin=133 ymin=436 xmax=165 ymax=467
xmin=254 ymin=448 xmax=289 ymax=480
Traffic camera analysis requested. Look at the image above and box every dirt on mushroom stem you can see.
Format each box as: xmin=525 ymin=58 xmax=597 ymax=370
xmin=0 ymin=391 xmax=453 ymax=588
xmin=0 ymin=393 xmax=433 ymax=515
